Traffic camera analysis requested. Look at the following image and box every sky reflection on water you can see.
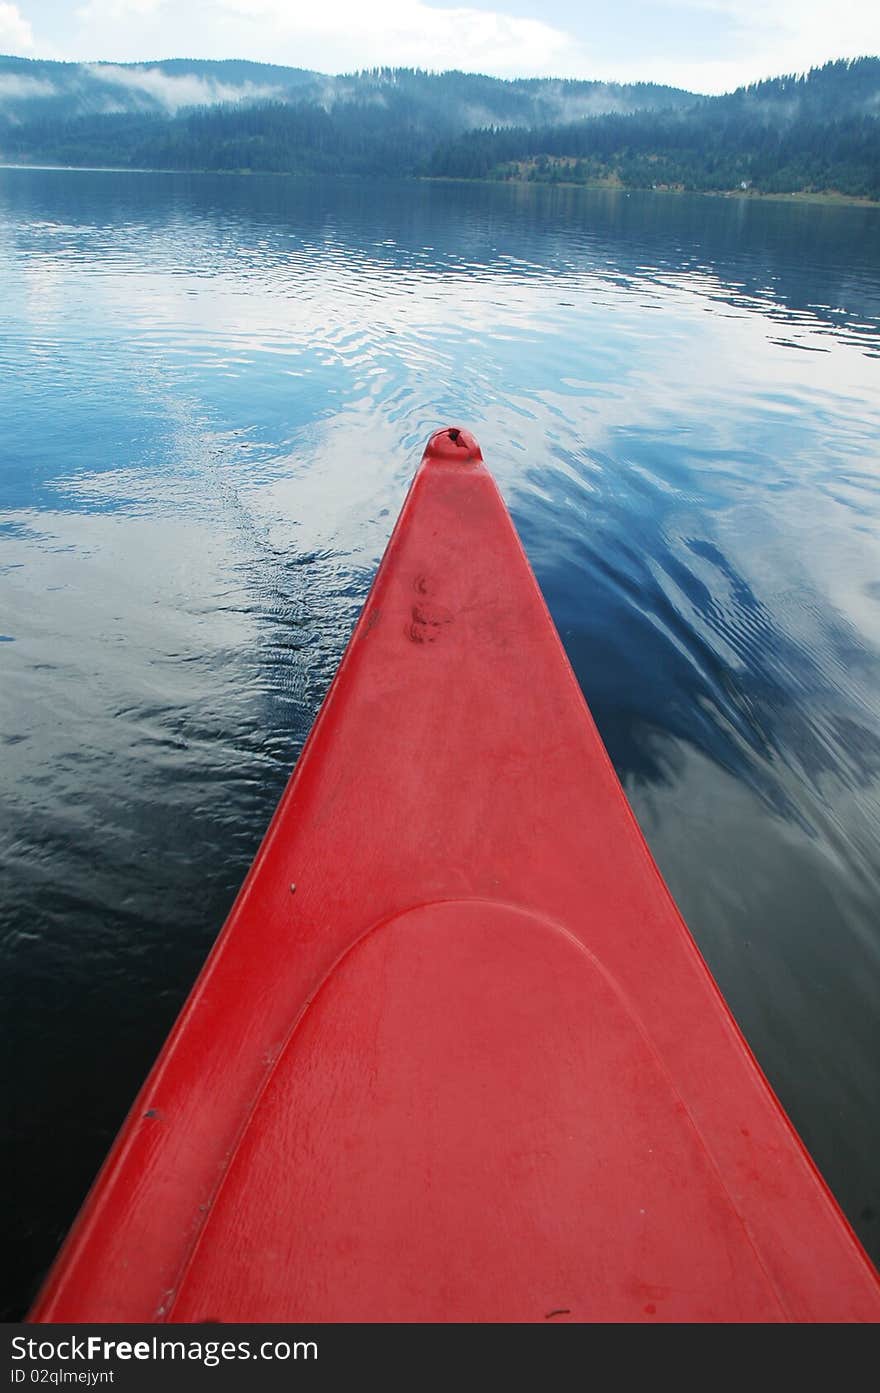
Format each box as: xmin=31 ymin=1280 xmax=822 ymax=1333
xmin=2 ymin=169 xmax=879 ymax=1315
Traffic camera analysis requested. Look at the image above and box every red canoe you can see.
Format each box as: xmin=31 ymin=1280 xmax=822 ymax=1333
xmin=32 ymin=428 xmax=880 ymax=1323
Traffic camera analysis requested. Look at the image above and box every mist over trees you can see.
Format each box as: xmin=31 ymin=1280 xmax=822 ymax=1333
xmin=431 ymin=59 xmax=880 ymax=199
xmin=0 ymin=56 xmax=692 ymax=129
xmin=0 ymin=56 xmax=877 ymax=199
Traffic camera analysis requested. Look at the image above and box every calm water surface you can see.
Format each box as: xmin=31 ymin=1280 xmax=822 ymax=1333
xmin=2 ymin=169 xmax=879 ymax=1315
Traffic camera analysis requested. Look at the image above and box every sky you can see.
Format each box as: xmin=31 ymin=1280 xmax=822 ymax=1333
xmin=0 ymin=0 xmax=878 ymax=95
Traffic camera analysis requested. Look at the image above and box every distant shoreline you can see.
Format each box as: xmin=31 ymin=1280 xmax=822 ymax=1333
xmin=423 ymin=173 xmax=880 ymax=207
xmin=2 ymin=163 xmax=878 ymax=208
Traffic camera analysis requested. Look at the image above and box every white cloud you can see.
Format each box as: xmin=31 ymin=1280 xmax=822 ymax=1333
xmin=76 ymin=0 xmax=167 ymax=16
xmin=14 ymin=0 xmax=880 ymax=90
xmin=0 ymin=1 xmax=34 ymax=53
xmin=670 ymin=0 xmax=880 ymax=87
xmin=56 ymin=0 xmax=596 ymax=79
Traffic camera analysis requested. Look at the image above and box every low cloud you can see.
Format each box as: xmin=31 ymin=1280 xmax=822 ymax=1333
xmin=84 ymin=64 xmax=282 ymax=112
xmin=0 ymin=73 xmax=56 ymax=99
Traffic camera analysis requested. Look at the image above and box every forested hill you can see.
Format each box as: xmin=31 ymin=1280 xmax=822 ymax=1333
xmin=0 ymin=57 xmax=692 ymax=177
xmin=0 ymin=55 xmax=692 ymax=127
xmin=431 ymin=59 xmax=880 ymax=199
xmin=0 ymin=55 xmax=878 ymax=199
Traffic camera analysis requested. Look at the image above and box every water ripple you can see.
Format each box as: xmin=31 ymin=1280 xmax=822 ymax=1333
xmin=2 ymin=168 xmax=880 ymax=1314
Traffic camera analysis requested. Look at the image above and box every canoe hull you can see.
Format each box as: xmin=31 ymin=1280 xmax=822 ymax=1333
xmin=31 ymin=428 xmax=880 ymax=1323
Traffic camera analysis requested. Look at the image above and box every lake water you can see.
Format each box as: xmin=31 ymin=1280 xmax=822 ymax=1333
xmin=2 ymin=168 xmax=879 ymax=1317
